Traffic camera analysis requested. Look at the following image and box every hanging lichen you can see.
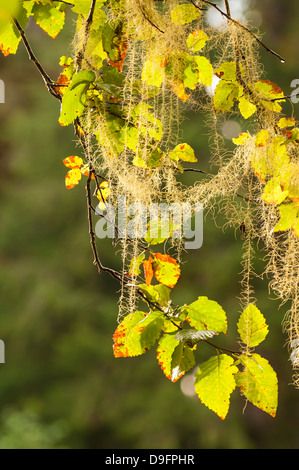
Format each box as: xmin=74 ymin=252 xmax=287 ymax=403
xmin=2 ymin=0 xmax=299 ymax=419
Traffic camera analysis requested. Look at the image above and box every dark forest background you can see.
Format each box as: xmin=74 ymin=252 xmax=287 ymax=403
xmin=0 ymin=0 xmax=299 ymax=449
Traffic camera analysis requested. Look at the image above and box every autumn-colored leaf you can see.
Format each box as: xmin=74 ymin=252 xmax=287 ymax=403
xmin=143 ymin=256 xmax=154 ymax=286
xmin=170 ymin=82 xmax=190 ymax=103
xmin=232 ymin=132 xmax=251 ymax=145
xmin=96 ymin=181 xmax=110 ymax=210
xmin=153 ymin=253 xmax=181 ymax=288
xmin=107 ymin=36 xmax=128 ymax=72
xmin=63 ymin=156 xmax=83 ymax=169
xmin=113 ymin=310 xmax=164 ymax=358
xmin=157 ymin=333 xmax=195 ymax=382
xmin=65 ymin=168 xmax=82 ymax=189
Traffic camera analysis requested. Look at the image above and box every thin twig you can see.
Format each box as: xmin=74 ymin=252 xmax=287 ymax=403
xmin=191 ymin=0 xmax=285 ymax=63
xmin=183 ymin=168 xmax=205 ymax=174
xmin=76 ymin=0 xmax=97 ymax=70
xmin=13 ymin=19 xmax=62 ymax=101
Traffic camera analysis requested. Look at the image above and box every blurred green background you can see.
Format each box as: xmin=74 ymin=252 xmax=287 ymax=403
xmin=0 ymin=0 xmax=299 ymax=449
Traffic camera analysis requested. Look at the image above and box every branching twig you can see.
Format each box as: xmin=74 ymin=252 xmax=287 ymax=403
xmin=191 ymin=0 xmax=285 ymax=63
xmin=13 ymin=19 xmax=62 ymax=101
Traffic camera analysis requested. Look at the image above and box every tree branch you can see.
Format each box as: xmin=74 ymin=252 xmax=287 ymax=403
xmin=191 ymin=0 xmax=285 ymax=63
xmin=13 ymin=19 xmax=62 ymax=101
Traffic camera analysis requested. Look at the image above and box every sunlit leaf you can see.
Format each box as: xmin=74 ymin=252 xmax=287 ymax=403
xmin=277 ymin=117 xmax=295 ymax=129
xmin=254 ymin=79 xmax=285 ymax=112
xmin=96 ymin=181 xmax=110 ymax=210
xmin=170 ymin=81 xmax=190 ymax=102
xmin=142 ymin=58 xmax=165 ymax=88
xmin=213 ymin=80 xmax=239 ymax=112
xmin=170 ymin=3 xmax=200 ymax=25
xmin=237 ymin=304 xmax=269 ymax=348
xmin=262 ymin=177 xmax=289 ymax=205
xmin=0 ymin=0 xmax=20 ymax=33
xmin=153 ymin=253 xmax=181 ymax=288
xmin=157 ymin=333 xmax=195 ymax=382
xmin=273 ymin=203 xmax=299 ymax=234
xmin=143 ymin=256 xmax=154 ymax=286
xmin=194 ymin=354 xmax=238 ymax=420
xmin=238 ymin=96 xmax=257 ymax=119
xmin=59 ymin=70 xmax=95 ymax=126
xmin=232 ymin=132 xmax=251 ymax=145
xmin=65 ymin=168 xmax=82 ymax=189
xmin=169 ymin=143 xmax=197 ymax=163
xmin=183 ymin=296 xmax=227 ymax=334
xmin=0 ymin=20 xmax=21 ymax=56
xmin=235 ymin=353 xmax=278 ymax=417
xmin=127 ymin=253 xmax=145 ymax=277
xmin=214 ymin=61 xmax=237 ymax=81
xmin=137 ymin=283 xmax=171 ymax=307
xmin=113 ymin=310 xmax=164 ymax=358
xmin=63 ymin=156 xmax=83 ymax=169
xmin=31 ymin=3 xmax=65 ymax=39
xmin=186 ymin=30 xmax=210 ymax=52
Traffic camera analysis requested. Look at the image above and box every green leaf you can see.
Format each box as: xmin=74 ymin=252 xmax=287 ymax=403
xmin=194 ymin=56 xmax=213 ymax=87
xmin=0 ymin=19 xmax=20 ymax=56
xmin=59 ymin=70 xmax=95 ymax=126
xmin=113 ymin=310 xmax=164 ymax=358
xmin=262 ymin=177 xmax=289 ymax=205
xmin=31 ymin=2 xmax=65 ymax=39
xmin=273 ymin=203 xmax=299 ymax=234
xmin=170 ymin=4 xmax=200 ymax=25
xmin=237 ymin=304 xmax=269 ymax=348
xmin=184 ymin=56 xmax=213 ymax=89
xmin=213 ymin=80 xmax=240 ymax=113
xmin=251 ymin=135 xmax=290 ymax=182
xmin=253 ymin=80 xmax=285 ymax=112
xmin=127 ymin=253 xmax=145 ymax=277
xmin=186 ymin=30 xmax=210 ymax=52
xmin=238 ymin=96 xmax=257 ymax=119
xmin=0 ymin=0 xmax=20 ymax=33
xmin=141 ymin=58 xmax=165 ymax=88
xmin=194 ymin=354 xmax=238 ymax=420
xmin=169 ymin=143 xmax=197 ymax=163
xmin=277 ymin=117 xmax=295 ymax=129
xmin=235 ymin=353 xmax=278 ymax=417
xmin=137 ymin=283 xmax=171 ymax=308
xmin=183 ymin=296 xmax=227 ymax=334
xmin=72 ymin=0 xmax=106 ymax=18
xmin=157 ymin=333 xmax=195 ymax=382
xmin=153 ymin=253 xmax=181 ymax=288
xmin=214 ymin=61 xmax=237 ymax=81
xmin=130 ymin=103 xmax=163 ymax=142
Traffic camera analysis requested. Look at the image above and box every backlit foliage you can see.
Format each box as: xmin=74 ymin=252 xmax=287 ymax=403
xmin=1 ymin=0 xmax=298 ymax=419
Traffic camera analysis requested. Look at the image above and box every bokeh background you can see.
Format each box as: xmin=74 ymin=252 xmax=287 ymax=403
xmin=0 ymin=0 xmax=299 ymax=449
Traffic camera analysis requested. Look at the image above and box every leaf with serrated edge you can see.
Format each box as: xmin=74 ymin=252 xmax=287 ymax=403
xmin=235 ymin=353 xmax=278 ymax=417
xmin=157 ymin=333 xmax=194 ymax=382
xmin=194 ymin=354 xmax=238 ymax=420
xmin=113 ymin=311 xmax=163 ymax=358
xmin=184 ymin=296 xmax=227 ymax=334
xmin=237 ymin=304 xmax=269 ymax=348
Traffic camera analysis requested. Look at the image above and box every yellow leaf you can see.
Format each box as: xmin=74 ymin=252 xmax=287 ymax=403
xmin=65 ymin=168 xmax=82 ymax=189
